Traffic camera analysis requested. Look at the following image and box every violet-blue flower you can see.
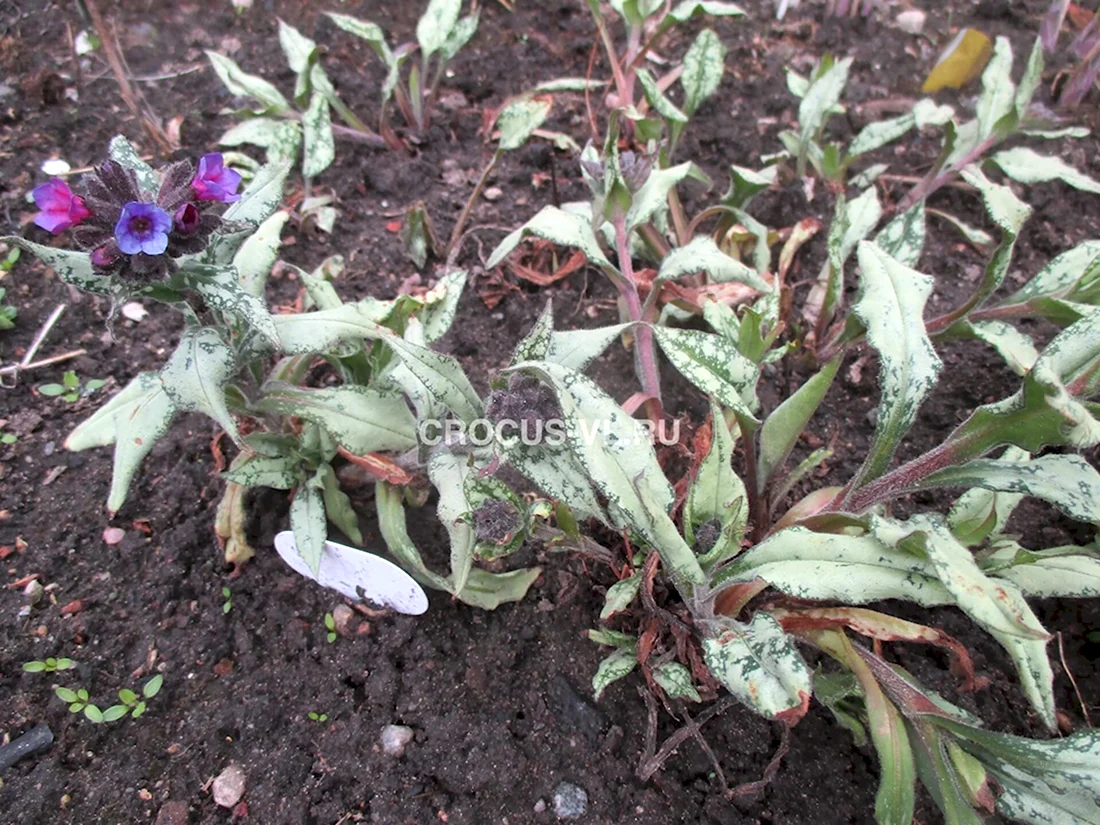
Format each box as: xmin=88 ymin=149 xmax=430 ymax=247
xmin=191 ymin=154 xmax=241 ymax=203
xmin=32 ymin=179 xmax=91 ymax=234
xmin=114 ymin=202 xmax=171 ymax=255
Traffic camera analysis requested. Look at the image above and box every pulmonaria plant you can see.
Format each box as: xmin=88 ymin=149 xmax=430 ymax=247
xmin=31 ymin=149 xmax=240 ymax=282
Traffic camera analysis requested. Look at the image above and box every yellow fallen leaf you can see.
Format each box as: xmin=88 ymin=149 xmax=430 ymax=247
xmin=922 ymin=29 xmax=993 ymax=93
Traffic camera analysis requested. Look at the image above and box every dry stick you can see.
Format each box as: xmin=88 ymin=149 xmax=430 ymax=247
xmin=1057 ymin=631 xmax=1093 ymax=728
xmin=680 ymin=704 xmax=731 ymax=794
xmin=83 ymin=0 xmax=173 ymax=155
xmin=637 ymin=695 xmax=738 ymax=781
xmin=0 ymin=349 xmax=88 ymax=377
xmin=728 ymin=724 xmax=791 ymax=800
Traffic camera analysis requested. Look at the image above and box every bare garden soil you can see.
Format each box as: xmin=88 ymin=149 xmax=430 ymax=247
xmin=0 ymin=0 xmax=1098 ymax=823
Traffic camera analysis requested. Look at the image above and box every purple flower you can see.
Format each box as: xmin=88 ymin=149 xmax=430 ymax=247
xmin=173 ymin=202 xmax=201 ymax=234
xmin=114 ymin=202 xmax=171 ymax=255
xmin=191 ymin=154 xmax=241 ymax=203
xmin=32 ymin=179 xmax=91 ymax=234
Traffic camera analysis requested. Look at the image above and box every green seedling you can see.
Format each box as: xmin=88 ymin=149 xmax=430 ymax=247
xmin=54 ymin=674 xmax=163 ymax=723
xmin=37 ymin=370 xmax=106 ymax=403
xmin=22 ymin=657 xmax=75 ymax=673
xmin=324 ymin=612 xmax=337 ymax=643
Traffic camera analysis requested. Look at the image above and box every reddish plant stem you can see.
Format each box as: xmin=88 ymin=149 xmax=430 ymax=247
xmin=897 ymin=133 xmax=1000 ymax=213
xmin=613 ymin=213 xmax=663 ymax=420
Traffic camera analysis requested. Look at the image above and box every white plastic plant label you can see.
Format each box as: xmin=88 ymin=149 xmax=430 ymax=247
xmin=273 ymin=531 xmax=429 ymax=615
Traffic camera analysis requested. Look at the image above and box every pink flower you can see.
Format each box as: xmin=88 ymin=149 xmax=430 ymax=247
xmin=32 ymin=179 xmax=91 ymax=234
xmin=191 ymin=154 xmax=241 ymax=203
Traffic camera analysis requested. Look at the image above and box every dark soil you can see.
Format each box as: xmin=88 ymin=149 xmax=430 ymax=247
xmin=1 ymin=1 xmax=1098 ymax=823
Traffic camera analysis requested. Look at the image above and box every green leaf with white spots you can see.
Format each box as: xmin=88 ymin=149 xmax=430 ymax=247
xmin=185 ymin=265 xmax=279 ymax=347
xmin=990 ymin=147 xmax=1100 ymax=195
xmin=849 ymin=242 xmax=942 ymax=489
xmin=318 ymin=462 xmax=362 ymax=545
xmin=385 ymin=334 xmax=483 ymax=423
xmin=947 ymin=447 xmax=1027 ymax=546
xmin=222 ymin=453 xmax=300 ymax=489
xmin=636 ymin=67 xmax=687 ymax=123
xmin=986 ymin=545 xmax=1100 ymax=598
xmin=701 ymin=613 xmax=811 ymax=721
xmin=376 ymin=481 xmax=452 ymax=592
xmin=107 ymin=381 xmax=177 ymax=513
xmin=219 ymin=117 xmax=287 ymax=149
xmin=65 ymin=372 xmax=161 ymax=451
xmin=1002 ymin=240 xmax=1100 ymax=306
xmin=420 ymin=269 xmax=466 ymax=342
xmin=626 ymin=162 xmax=709 ymax=232
xmin=0 ymin=237 xmax=113 ymax=296
xmin=937 ymin=721 xmax=1100 ymax=825
xmin=1015 ymin=37 xmax=1044 ymax=115
xmin=215 ymin=159 xmax=292 ymax=247
xmin=496 ymin=96 xmax=552 ymax=152
xmin=273 ymin=300 xmax=392 ymax=354
xmin=680 ymin=29 xmax=725 ymax=116
xmin=686 ymin=400 xmax=746 ymax=568
xmin=601 ymin=574 xmax=641 ymax=619
xmin=439 ymin=13 xmax=478 ymax=62
xmin=456 ymin=566 xmax=542 ymax=610
xmin=797 ymin=56 xmax=852 ymax=164
xmin=957 ymin=165 xmax=1031 ymax=308
xmin=713 ymin=526 xmax=953 ymax=606
xmin=233 ymin=209 xmax=289 ymax=299
xmin=324 ymin=12 xmax=393 ymax=63
xmin=487 ymin=206 xmax=617 ymax=274
xmin=507 ymin=360 xmax=705 ymax=587
xmin=975 ymin=36 xmax=1015 ymax=141
xmin=290 ymin=470 xmax=327 ymax=575
xmin=593 ymin=648 xmax=637 ymax=701
xmin=758 ymin=356 xmax=840 ymax=491
xmin=302 ymin=90 xmax=334 ymax=178
xmin=428 ymin=452 xmax=476 ymax=595
xmin=546 ymin=324 xmax=631 ymax=372
xmin=108 ymin=136 xmax=159 ymax=195
xmin=957 ymin=320 xmax=1039 ymax=376
xmin=654 ymin=236 xmax=770 ymax=293
xmin=920 ymin=453 xmax=1100 ymax=524
xmin=160 ymin=328 xmax=240 ymax=444
xmin=257 ymin=384 xmax=417 ymax=455
xmin=653 ymin=326 xmax=760 ymax=421
xmin=205 ymin=51 xmax=290 ymax=113
xmin=277 ymin=18 xmax=317 ymax=100
xmin=722 ymin=164 xmax=777 ymax=210
xmin=417 ymin=0 xmax=461 ymax=59
xmin=875 ymin=203 xmax=925 ymax=269
xmin=500 ymin=440 xmax=607 ymax=523
xmin=663 ymin=0 xmax=745 ymax=29
xmin=653 ymin=662 xmax=701 ymax=702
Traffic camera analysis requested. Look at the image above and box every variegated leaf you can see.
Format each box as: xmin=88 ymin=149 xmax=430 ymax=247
xmin=652 ymin=326 xmax=760 ymax=421
xmin=701 ymin=613 xmax=812 ymax=721
xmin=653 ymin=662 xmax=701 ymax=702
xmin=290 ymin=471 xmax=327 ymax=575
xmin=160 ymin=328 xmax=240 ymax=444
xmin=65 ymin=372 xmax=161 ymax=451
xmin=849 ymin=242 xmax=941 ymax=488
xmin=593 ymin=648 xmax=637 ymax=701
xmin=680 ymin=29 xmax=725 ymax=116
xmin=990 ymin=147 xmax=1100 ymax=195
xmin=108 ymin=382 xmax=178 ymax=513
xmin=486 ymin=205 xmax=617 ymax=274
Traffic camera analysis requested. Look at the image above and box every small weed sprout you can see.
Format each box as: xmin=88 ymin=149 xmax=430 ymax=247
xmin=54 ymin=674 xmax=162 ymax=723
xmin=324 ymin=612 xmax=337 ymax=643
xmin=222 ymin=587 xmax=233 ymax=614
xmin=37 ymin=370 xmax=105 ymax=403
xmin=22 ymin=657 xmax=75 ymax=673
xmin=308 ymin=711 xmax=329 ymax=723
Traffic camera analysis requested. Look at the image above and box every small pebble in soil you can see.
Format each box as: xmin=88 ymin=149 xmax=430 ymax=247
xmin=483 ymin=186 xmax=503 ymax=202
xmin=212 ymin=763 xmax=246 ymax=808
xmin=895 ymin=9 xmax=925 ymax=34
xmin=534 ymin=798 xmax=547 ymax=813
xmin=552 ymin=782 xmax=588 ymax=820
xmin=23 ymin=579 xmax=43 ymax=604
xmin=380 ymin=724 xmax=414 ymax=757
xmin=331 ymin=604 xmax=357 ymax=637
xmin=154 ymin=800 xmax=189 ymax=825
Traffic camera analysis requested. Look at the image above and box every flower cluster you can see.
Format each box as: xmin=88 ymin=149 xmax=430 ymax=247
xmin=31 ymin=153 xmax=242 ymax=281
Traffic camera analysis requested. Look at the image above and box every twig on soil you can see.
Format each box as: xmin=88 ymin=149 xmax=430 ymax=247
xmin=728 ymin=724 xmax=791 ymax=800
xmin=82 ymin=0 xmax=174 ymax=154
xmin=637 ymin=694 xmax=738 ymax=781
xmin=1058 ymin=631 xmax=1093 ymax=728
xmin=0 ymin=304 xmax=76 ymax=385
xmin=0 ymin=348 xmax=88 ymax=379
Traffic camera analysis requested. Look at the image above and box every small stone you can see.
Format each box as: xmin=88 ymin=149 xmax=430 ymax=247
xmin=442 ymin=168 xmax=467 ymax=188
xmin=534 ymin=799 xmax=547 ymax=813
xmin=895 ymin=9 xmax=926 ymax=34
xmin=23 ymin=579 xmax=43 ymax=604
xmin=121 ymin=302 xmax=148 ymax=322
xmin=59 ymin=600 xmax=85 ymax=616
xmin=380 ymin=725 xmax=414 ymax=757
xmin=331 ymin=604 xmax=357 ymax=637
xmin=552 ymin=782 xmax=588 ymax=820
xmin=103 ymin=527 xmax=126 ymax=545
xmin=155 ymin=800 xmax=189 ymax=825
xmin=483 ymin=186 xmax=504 ymax=202
xmin=212 ymin=764 xmax=246 ymax=808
